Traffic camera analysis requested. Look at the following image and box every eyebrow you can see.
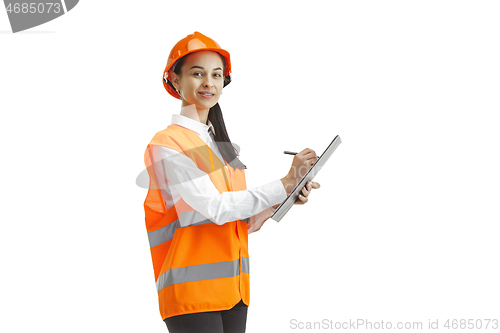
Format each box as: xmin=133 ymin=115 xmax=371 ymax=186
xmin=190 ymin=66 xmax=223 ymax=71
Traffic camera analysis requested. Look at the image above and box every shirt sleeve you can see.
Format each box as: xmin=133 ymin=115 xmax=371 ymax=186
xmin=150 ymin=144 xmax=287 ymax=226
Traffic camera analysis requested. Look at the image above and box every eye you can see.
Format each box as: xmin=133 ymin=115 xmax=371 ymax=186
xmin=214 ymin=73 xmax=222 ymax=78
xmin=193 ymin=72 xmax=203 ymax=77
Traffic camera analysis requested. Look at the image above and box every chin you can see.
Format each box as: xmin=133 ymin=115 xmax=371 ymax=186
xmin=197 ymin=99 xmax=219 ymax=109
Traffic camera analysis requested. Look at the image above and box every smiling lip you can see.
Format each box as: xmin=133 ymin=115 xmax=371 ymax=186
xmin=198 ymin=91 xmax=215 ymax=99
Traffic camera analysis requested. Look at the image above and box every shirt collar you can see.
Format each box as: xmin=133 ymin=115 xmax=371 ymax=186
xmin=171 ymin=114 xmax=215 ymax=136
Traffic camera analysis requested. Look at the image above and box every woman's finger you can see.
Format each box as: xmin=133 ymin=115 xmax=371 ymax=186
xmin=299 ymin=194 xmax=308 ymax=203
xmin=296 ymin=182 xmax=311 ymax=202
xmin=302 ymin=186 xmax=310 ymax=197
xmin=295 ymin=194 xmax=304 ymax=205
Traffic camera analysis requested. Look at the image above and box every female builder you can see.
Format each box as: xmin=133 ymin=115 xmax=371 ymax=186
xmin=143 ymin=31 xmax=320 ymax=333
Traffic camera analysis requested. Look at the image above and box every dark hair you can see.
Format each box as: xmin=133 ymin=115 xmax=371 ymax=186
xmin=167 ymin=52 xmax=247 ymax=170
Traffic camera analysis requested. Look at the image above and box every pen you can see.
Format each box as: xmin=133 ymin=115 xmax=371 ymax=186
xmin=283 ymin=151 xmax=298 ymax=155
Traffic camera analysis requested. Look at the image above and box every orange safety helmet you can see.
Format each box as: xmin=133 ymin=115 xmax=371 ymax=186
xmin=162 ymin=31 xmax=232 ymax=99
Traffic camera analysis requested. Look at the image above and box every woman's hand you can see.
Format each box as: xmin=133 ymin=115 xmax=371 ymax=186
xmin=294 ymin=180 xmax=320 ymax=205
xmin=280 ymin=148 xmax=318 ymax=195
xmin=286 ymin=148 xmax=318 ymax=185
xmin=272 ymin=180 xmax=321 ymax=211
xmin=277 ymin=148 xmax=321 ymax=208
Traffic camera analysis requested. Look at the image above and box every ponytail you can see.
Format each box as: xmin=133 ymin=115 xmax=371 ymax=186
xmin=208 ymin=102 xmax=247 ymax=170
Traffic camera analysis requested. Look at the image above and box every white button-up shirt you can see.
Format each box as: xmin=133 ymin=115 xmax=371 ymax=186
xmin=149 ymin=114 xmax=287 ymax=234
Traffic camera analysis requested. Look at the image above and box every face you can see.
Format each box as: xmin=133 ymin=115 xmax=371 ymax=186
xmin=171 ymin=50 xmax=225 ymax=111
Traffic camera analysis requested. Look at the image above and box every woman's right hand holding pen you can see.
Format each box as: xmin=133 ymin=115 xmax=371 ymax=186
xmin=278 ymin=148 xmax=321 ymax=206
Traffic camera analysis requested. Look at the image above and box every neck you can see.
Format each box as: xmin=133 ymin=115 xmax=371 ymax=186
xmin=180 ymin=103 xmax=210 ymax=125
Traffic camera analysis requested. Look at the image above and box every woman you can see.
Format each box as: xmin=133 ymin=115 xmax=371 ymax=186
xmin=143 ymin=31 xmax=320 ymax=333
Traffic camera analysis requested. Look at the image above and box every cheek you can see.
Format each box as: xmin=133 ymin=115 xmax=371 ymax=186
xmin=182 ymin=80 xmax=197 ymax=93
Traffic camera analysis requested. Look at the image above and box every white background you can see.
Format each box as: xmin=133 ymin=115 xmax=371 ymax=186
xmin=1 ymin=1 xmax=499 ymax=332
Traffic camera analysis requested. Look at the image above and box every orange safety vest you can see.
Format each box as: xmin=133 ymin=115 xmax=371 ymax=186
xmin=143 ymin=124 xmax=250 ymax=320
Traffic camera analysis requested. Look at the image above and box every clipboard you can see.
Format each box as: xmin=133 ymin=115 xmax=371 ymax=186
xmin=271 ymin=135 xmax=342 ymax=222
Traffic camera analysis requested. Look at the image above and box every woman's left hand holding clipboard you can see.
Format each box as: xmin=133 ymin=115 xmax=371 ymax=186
xmin=294 ymin=180 xmax=321 ymax=205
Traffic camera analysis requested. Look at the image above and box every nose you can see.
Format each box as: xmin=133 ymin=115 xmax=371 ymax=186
xmin=203 ymin=76 xmax=214 ymax=88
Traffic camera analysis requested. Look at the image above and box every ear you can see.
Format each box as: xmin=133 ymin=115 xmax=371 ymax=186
xmin=170 ymin=71 xmax=181 ymax=91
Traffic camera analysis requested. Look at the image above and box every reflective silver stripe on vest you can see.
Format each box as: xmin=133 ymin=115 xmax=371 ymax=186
xmin=156 ymin=258 xmax=249 ymax=292
xmin=242 ymin=257 xmax=250 ymax=274
xmin=148 ymin=211 xmax=250 ymax=248
xmin=147 ymin=221 xmax=179 ymax=248
xmin=179 ymin=211 xmax=250 ymax=228
xmin=179 ymin=210 xmax=214 ymax=227
xmin=147 ymin=211 xmax=212 ymax=248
